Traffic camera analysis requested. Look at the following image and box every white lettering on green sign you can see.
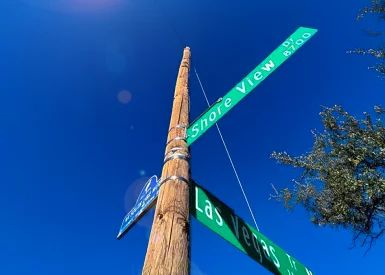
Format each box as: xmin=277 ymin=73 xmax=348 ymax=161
xmin=192 ymin=183 xmax=314 ymax=275
xmin=186 ymin=27 xmax=318 ymax=146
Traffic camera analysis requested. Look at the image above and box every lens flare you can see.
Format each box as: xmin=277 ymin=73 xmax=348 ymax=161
xmin=123 ymin=176 xmax=155 ymax=229
xmin=117 ymin=90 xmax=132 ymax=104
xmin=124 ymin=177 xmax=149 ymax=213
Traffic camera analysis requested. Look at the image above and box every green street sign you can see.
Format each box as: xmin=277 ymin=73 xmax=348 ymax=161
xmin=191 ymin=181 xmax=314 ymax=275
xmin=186 ymin=27 xmax=318 ymax=146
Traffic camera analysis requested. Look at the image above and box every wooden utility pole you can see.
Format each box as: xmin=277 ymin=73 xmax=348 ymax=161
xmin=142 ymin=47 xmax=191 ymax=275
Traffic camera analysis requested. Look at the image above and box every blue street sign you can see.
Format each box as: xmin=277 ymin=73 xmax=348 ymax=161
xmin=117 ymin=175 xmax=160 ymax=240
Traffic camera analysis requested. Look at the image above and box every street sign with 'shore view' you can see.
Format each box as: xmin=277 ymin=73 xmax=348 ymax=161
xmin=117 ymin=175 xmax=159 ymax=240
xmin=191 ymin=181 xmax=314 ymax=275
xmin=186 ymin=27 xmax=318 ymax=146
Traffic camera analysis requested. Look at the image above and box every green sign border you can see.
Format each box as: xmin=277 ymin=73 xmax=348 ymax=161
xmin=187 ymin=27 xmax=318 ymax=146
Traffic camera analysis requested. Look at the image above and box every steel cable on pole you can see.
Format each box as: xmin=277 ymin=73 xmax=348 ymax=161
xmin=192 ymin=64 xmax=260 ymax=231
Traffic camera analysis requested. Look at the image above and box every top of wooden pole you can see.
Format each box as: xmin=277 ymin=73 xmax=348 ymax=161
xmin=183 ymin=46 xmax=190 ymax=57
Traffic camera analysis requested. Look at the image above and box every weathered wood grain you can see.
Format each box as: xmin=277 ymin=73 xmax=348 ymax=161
xmin=142 ymin=47 xmax=191 ymax=275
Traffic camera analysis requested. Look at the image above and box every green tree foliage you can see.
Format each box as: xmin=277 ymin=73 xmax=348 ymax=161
xmin=270 ymin=106 xmax=385 ymax=251
xmin=347 ymin=0 xmax=385 ymax=76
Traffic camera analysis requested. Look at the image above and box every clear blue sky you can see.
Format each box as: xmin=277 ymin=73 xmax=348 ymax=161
xmin=1 ymin=0 xmax=384 ymax=274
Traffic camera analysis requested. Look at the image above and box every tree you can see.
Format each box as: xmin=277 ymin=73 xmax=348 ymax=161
xmin=270 ymin=105 xmax=385 ymax=252
xmin=347 ymin=0 xmax=385 ymax=77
